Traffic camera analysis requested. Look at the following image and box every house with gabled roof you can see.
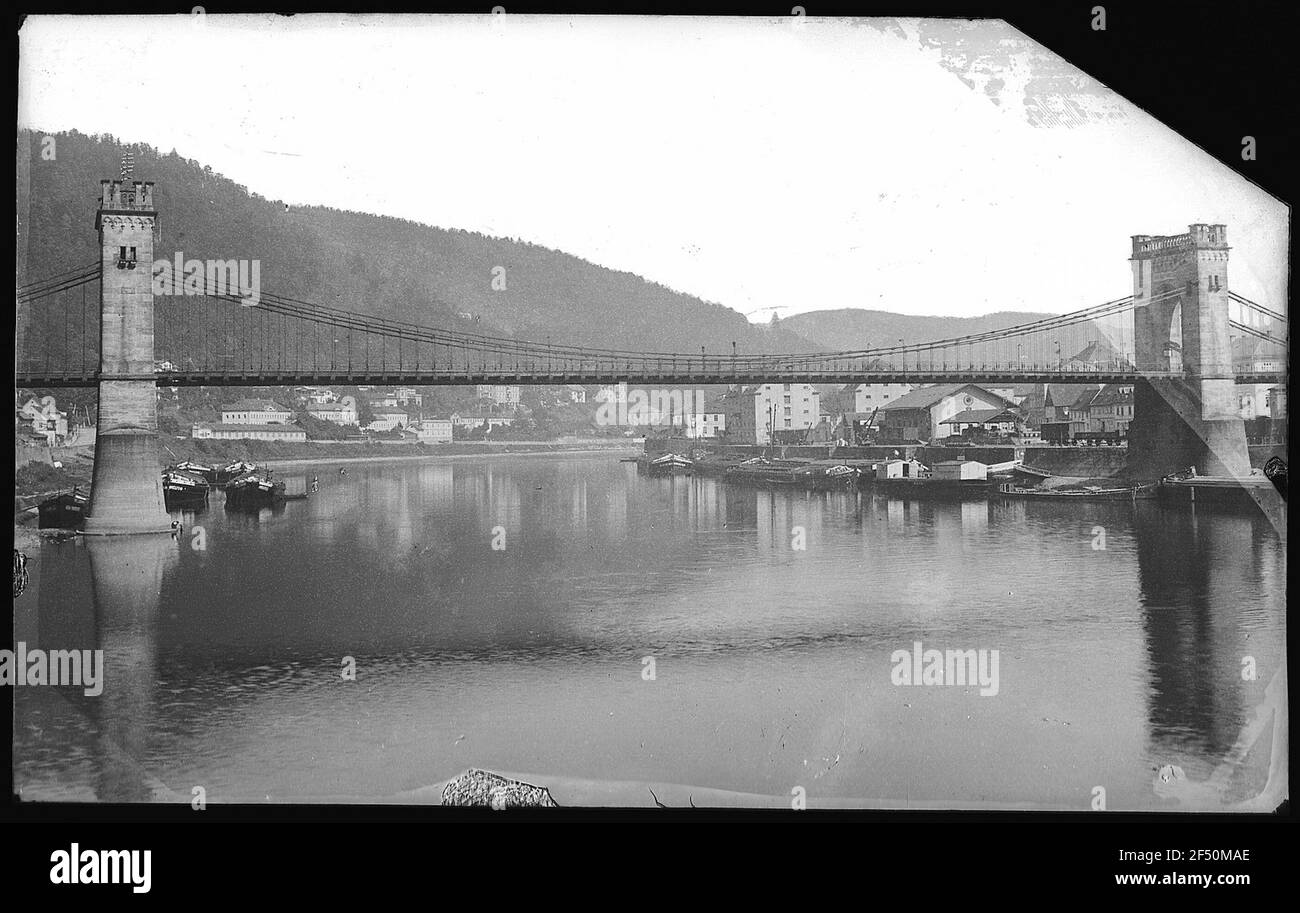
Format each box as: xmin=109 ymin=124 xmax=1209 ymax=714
xmin=876 ymin=383 xmax=1013 ymax=442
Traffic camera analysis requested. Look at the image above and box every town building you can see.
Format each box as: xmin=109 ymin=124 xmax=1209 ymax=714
xmin=20 ymin=406 xmax=68 ymax=440
xmin=986 ymin=384 xmax=1036 ymax=406
xmin=220 ymin=399 xmax=292 ymax=425
xmin=820 ymin=383 xmax=915 ymax=416
xmin=805 ymin=416 xmax=838 ymax=444
xmin=939 ymin=408 xmax=1022 ymax=437
xmin=394 ymin=387 xmax=423 ymax=409
xmin=451 ymin=412 xmax=516 ymax=431
xmin=192 ymin=423 xmax=307 ymax=442
xmin=1268 ymin=386 xmax=1287 ymax=420
xmin=367 ymin=409 xmax=409 ymax=433
xmin=1089 ymin=385 xmax=1135 ymax=434
xmin=724 ymin=383 xmax=820 ymax=445
xmin=683 ymin=400 xmax=727 ymax=439
xmin=1067 ymin=386 xmax=1105 ymax=438
xmin=876 ymin=383 xmax=1011 ymax=442
xmin=296 ymin=386 xmax=337 ymax=404
xmin=1063 ymin=338 xmax=1129 ymax=371
xmin=476 ymin=385 xmax=521 ymax=410
xmin=415 ymin=418 xmax=453 ymax=443
xmin=307 ymin=402 xmax=358 ymax=426
xmin=830 ymin=412 xmax=878 ymax=445
xmin=1021 ymin=384 xmax=1103 ymax=427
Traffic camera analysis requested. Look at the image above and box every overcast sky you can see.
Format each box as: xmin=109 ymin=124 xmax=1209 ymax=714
xmin=18 ymin=14 xmax=1289 ymax=323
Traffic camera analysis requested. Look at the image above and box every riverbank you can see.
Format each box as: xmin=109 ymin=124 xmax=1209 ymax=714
xmin=262 ymin=446 xmax=640 ymax=471
xmin=13 ymin=440 xmax=641 ymax=504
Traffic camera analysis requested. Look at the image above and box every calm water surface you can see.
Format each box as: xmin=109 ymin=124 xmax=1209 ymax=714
xmin=14 ymin=454 xmax=1287 ymax=808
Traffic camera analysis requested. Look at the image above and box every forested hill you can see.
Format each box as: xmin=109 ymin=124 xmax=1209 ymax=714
xmin=780 ymin=308 xmax=1059 ymax=350
xmin=18 ymin=129 xmax=821 ymax=356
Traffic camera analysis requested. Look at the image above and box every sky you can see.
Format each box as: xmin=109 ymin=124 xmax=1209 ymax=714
xmin=17 ymin=13 xmax=1289 ymax=324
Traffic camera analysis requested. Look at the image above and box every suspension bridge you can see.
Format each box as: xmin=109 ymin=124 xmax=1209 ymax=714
xmin=12 ymin=179 xmax=1289 ymax=533
xmin=16 ymin=265 xmax=1286 ymax=388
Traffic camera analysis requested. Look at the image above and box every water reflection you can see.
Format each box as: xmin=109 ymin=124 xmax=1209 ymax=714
xmin=14 ymin=456 xmax=1286 ymax=807
xmin=1134 ymin=505 xmax=1286 ymax=769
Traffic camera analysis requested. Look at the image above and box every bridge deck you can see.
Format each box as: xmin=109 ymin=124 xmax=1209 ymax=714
xmin=15 ymin=370 xmax=1285 ymax=388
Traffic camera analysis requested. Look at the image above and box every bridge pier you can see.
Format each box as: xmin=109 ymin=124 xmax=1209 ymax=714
xmin=83 ymin=179 xmax=171 ymax=536
xmin=1128 ymin=378 xmax=1250 ymax=480
xmin=1127 ymin=225 xmax=1251 ymax=481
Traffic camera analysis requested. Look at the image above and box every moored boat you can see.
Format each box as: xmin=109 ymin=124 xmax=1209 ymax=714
xmin=162 ymin=468 xmax=211 ymax=508
xmin=38 ymin=488 xmax=89 ymax=530
xmin=168 ymin=460 xmax=217 ymax=483
xmin=223 ymin=472 xmax=287 ymax=509
xmin=647 ymin=453 xmax=694 ymax=476
xmin=792 ymin=463 xmax=860 ymax=490
xmin=874 ymin=477 xmax=999 ymax=499
xmin=214 ymin=460 xmax=258 ymax=485
xmin=997 ymin=480 xmax=1159 ymax=501
xmin=724 ymin=458 xmax=803 ymax=486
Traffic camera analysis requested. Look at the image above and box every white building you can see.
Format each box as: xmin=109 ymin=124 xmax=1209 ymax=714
xmin=192 ymin=423 xmax=306 ymax=442
xmin=451 ymin=412 xmax=515 ymax=431
xmin=297 ymin=386 xmax=337 ymax=404
xmin=221 ymin=399 xmax=292 ymax=425
xmin=725 ymin=383 xmax=821 ymax=445
xmin=1268 ymin=386 xmax=1287 ymax=419
xmin=21 ymin=407 xmax=68 ymax=440
xmin=476 ymin=385 xmax=521 ymax=409
xmin=415 ymin=418 xmax=453 ymax=443
xmin=823 ymin=383 xmax=915 ymax=415
xmin=367 ymin=409 xmax=409 ymax=432
xmin=307 ymin=402 xmax=358 ymax=426
xmin=877 ymin=384 xmax=1011 ymax=441
xmin=394 ymin=387 xmax=423 ymax=408
xmin=683 ymin=402 xmax=727 ymax=439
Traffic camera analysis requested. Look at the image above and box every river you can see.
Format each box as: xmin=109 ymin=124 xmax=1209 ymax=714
xmin=12 ymin=454 xmax=1287 ymax=809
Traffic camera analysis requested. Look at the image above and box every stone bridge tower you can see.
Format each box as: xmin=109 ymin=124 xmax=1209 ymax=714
xmin=1127 ymin=224 xmax=1250 ymax=479
xmin=83 ymin=180 xmax=171 ymax=534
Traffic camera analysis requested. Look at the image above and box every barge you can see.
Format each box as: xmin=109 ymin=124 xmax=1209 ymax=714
xmin=997 ymin=480 xmax=1159 ymax=501
xmin=37 ymin=489 xmax=89 ymax=530
xmin=223 ymin=472 xmax=287 ymax=509
xmin=162 ymin=468 xmax=211 ymax=508
xmin=646 ymin=453 xmax=695 ymax=476
xmin=214 ymin=460 xmax=258 ymax=486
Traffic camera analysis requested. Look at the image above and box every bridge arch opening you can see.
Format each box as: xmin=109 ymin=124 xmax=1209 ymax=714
xmin=1165 ymin=299 xmax=1183 ymax=373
